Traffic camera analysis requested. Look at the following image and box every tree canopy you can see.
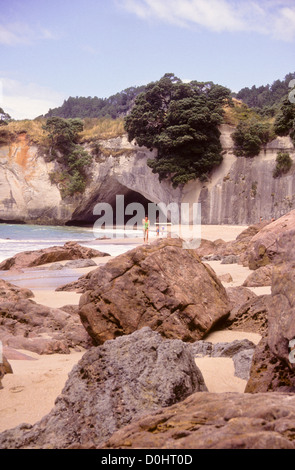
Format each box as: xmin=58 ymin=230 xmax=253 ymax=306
xmin=43 ymin=117 xmax=92 ymax=195
xmin=44 ymin=86 xmax=146 ymax=119
xmin=274 ymin=97 xmax=295 ymax=145
xmin=235 ymin=73 xmax=295 ymax=113
xmin=124 ymin=73 xmax=232 ymax=187
xmin=232 ymin=118 xmax=275 ymax=158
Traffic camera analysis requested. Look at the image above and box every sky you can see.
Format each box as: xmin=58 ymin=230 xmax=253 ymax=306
xmin=0 ymin=0 xmax=295 ymax=120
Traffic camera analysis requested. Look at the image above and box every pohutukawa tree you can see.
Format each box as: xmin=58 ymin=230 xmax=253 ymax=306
xmin=124 ymin=73 xmax=232 ymax=187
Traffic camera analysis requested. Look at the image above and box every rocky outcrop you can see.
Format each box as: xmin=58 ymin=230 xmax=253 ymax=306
xmin=225 ymin=294 xmax=270 ymax=336
xmin=0 ymin=126 xmax=294 ymax=225
xmin=0 ymin=279 xmax=92 ymax=354
xmin=101 ymin=391 xmax=295 ymax=449
xmin=0 ymin=241 xmax=109 ymax=271
xmin=72 ymin=238 xmax=231 ymax=345
xmin=0 ymin=327 xmax=207 ymax=449
xmin=241 ymin=209 xmax=295 ymax=269
xmin=246 ymin=261 xmax=295 ymax=392
xmin=242 ymin=213 xmax=295 ymax=392
xmin=198 ymin=221 xmax=269 ymax=262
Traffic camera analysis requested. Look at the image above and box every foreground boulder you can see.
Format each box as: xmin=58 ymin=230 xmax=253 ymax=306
xmin=0 ymin=280 xmax=92 ymax=354
xmin=101 ymin=391 xmax=295 ymax=449
xmin=0 ymin=327 xmax=207 ymax=449
xmin=74 ymin=238 xmax=230 ymax=345
xmin=241 ymin=210 xmax=295 ymax=269
xmin=246 ymin=258 xmax=295 ymax=392
xmin=0 ymin=241 xmax=110 ymax=271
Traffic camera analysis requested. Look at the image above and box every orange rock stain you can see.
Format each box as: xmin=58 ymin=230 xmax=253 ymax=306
xmin=8 ymin=133 xmax=37 ymax=180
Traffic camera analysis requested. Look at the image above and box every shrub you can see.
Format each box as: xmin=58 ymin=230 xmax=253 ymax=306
xmin=273 ymin=152 xmax=293 ymax=178
xmin=43 ymin=117 xmax=92 ymax=196
xmin=232 ymin=119 xmax=274 ymax=157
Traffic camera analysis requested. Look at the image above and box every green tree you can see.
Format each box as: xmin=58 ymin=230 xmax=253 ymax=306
xmin=0 ymin=107 xmax=11 ymax=126
xmin=273 ymin=152 xmax=293 ymax=178
xmin=236 ymin=72 xmax=295 ymax=110
xmin=43 ymin=117 xmax=92 ymax=195
xmin=43 ymin=117 xmax=84 ymax=153
xmin=232 ymin=118 xmax=274 ymax=157
xmin=124 ymin=74 xmax=231 ymax=187
xmin=274 ymin=98 xmax=295 ymax=145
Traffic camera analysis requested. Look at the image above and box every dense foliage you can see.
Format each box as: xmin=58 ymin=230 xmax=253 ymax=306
xmin=44 ymin=86 xmax=146 ymax=119
xmin=124 ymin=73 xmax=232 ymax=187
xmin=273 ymin=151 xmax=293 ymax=178
xmin=43 ymin=117 xmax=92 ymax=195
xmin=232 ymin=118 xmax=274 ymax=157
xmin=235 ymin=73 xmax=295 ymax=116
xmin=274 ymin=97 xmax=295 ymax=145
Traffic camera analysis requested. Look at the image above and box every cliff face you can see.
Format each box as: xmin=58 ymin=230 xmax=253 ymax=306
xmin=183 ymin=125 xmax=295 ymax=224
xmin=0 ymin=126 xmax=294 ymax=226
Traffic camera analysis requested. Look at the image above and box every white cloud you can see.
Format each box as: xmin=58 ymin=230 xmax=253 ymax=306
xmin=273 ymin=7 xmax=295 ymax=41
xmin=0 ymin=23 xmax=33 ymax=46
xmin=0 ymin=78 xmax=64 ymax=120
xmin=0 ymin=22 xmax=57 ymax=46
xmin=118 ymin=0 xmax=295 ymax=41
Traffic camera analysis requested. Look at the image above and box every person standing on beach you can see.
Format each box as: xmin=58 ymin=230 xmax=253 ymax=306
xmin=143 ymin=216 xmax=150 ymax=243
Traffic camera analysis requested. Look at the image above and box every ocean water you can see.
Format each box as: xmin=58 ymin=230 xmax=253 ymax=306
xmin=0 ymin=223 xmax=143 ymax=263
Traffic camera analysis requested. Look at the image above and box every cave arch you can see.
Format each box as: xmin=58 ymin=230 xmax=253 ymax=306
xmin=65 ymin=182 xmax=167 ymax=228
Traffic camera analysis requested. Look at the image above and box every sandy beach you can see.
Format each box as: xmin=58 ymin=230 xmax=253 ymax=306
xmin=0 ymin=225 xmax=266 ymax=434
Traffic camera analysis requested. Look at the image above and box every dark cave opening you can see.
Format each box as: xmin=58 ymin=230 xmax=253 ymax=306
xmin=66 ymin=187 xmax=167 ymax=229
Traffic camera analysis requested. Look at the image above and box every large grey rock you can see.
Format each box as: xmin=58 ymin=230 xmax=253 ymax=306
xmin=192 ymin=339 xmax=256 ymax=380
xmin=0 ymin=327 xmax=207 ymax=449
xmin=232 ymin=349 xmax=255 ymax=381
xmin=211 ymin=339 xmax=256 ymax=358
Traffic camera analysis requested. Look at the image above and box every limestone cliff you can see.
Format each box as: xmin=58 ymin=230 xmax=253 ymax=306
xmin=0 ymin=126 xmax=294 ymax=225
xmin=183 ymin=125 xmax=295 ymax=224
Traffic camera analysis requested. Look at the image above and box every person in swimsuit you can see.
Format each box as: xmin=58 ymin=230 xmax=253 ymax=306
xmin=143 ymin=216 xmax=150 ymax=243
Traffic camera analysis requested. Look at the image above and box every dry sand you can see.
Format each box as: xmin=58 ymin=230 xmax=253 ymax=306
xmin=0 ymin=349 xmax=84 ymax=433
xmin=0 ymin=225 xmax=265 ymax=434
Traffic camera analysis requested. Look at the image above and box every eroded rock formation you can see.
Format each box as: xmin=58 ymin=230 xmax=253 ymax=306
xmin=0 ymin=327 xmax=207 ymax=449
xmin=0 ymin=126 xmax=294 ymax=225
xmin=101 ymin=391 xmax=295 ymax=449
